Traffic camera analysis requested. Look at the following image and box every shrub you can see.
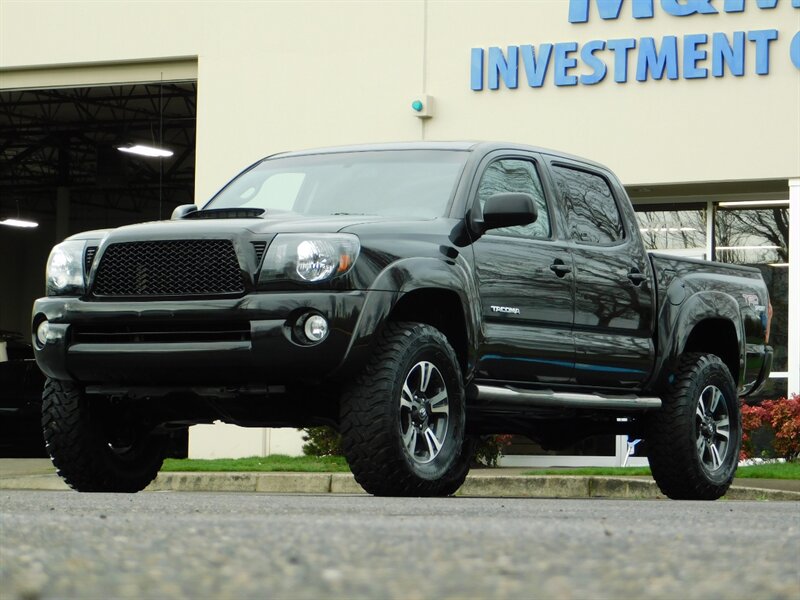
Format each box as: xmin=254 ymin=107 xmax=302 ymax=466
xmin=740 ymin=394 xmax=800 ymax=461
xmin=765 ymin=394 xmax=800 ymax=460
xmin=302 ymin=426 xmax=515 ymax=467
xmin=740 ymin=403 xmax=769 ymax=460
xmin=473 ymin=434 xmax=514 ymax=467
xmin=301 ymin=426 xmax=343 ymax=457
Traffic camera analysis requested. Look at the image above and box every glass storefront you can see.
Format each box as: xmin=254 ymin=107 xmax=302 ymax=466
xmin=636 ymin=205 xmax=707 ymax=258
xmin=635 ymin=200 xmax=790 ymax=402
xmin=715 ymin=202 xmax=790 ymax=401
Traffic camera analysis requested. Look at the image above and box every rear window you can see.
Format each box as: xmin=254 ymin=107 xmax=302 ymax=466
xmin=551 ymin=166 xmax=624 ymax=245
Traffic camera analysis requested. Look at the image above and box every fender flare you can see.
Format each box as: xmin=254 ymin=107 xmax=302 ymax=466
xmin=662 ymin=290 xmax=744 ymax=383
xmin=333 ymin=257 xmax=478 ymax=377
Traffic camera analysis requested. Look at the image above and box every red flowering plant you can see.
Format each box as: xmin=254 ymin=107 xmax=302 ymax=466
xmin=740 ymin=394 xmax=800 ymax=461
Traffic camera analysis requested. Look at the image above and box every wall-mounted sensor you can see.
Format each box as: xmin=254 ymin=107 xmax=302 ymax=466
xmin=411 ymin=95 xmax=434 ymax=119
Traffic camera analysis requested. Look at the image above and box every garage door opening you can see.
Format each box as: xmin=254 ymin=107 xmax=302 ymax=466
xmin=0 ymin=81 xmax=197 ymax=335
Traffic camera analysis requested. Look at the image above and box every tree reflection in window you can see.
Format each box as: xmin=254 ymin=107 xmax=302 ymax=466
xmin=715 ymin=207 xmax=789 ymax=265
xmin=715 ymin=205 xmax=789 ymax=373
xmin=552 ymin=167 xmax=623 ymax=244
xmin=635 ymin=208 xmax=706 ymax=254
xmin=476 ymin=159 xmax=550 ymax=239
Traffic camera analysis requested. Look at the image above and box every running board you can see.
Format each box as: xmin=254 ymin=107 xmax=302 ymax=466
xmin=471 ymin=385 xmax=662 ymax=411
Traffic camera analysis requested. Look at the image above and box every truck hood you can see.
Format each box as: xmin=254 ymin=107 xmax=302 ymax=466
xmin=69 ymin=213 xmax=423 ymax=243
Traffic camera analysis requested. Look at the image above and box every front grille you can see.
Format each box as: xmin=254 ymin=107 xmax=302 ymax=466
xmin=72 ymin=321 xmax=251 ymax=344
xmin=92 ymin=239 xmax=244 ymax=297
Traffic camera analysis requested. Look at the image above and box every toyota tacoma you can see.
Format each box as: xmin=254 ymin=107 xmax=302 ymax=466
xmin=32 ymin=142 xmax=773 ymax=499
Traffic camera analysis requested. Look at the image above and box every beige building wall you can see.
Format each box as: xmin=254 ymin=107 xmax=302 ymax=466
xmin=189 ymin=424 xmax=305 ymax=459
xmin=2 ymin=0 xmax=798 ymax=194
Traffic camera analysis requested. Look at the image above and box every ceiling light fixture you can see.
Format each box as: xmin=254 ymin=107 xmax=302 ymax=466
xmin=718 ymin=200 xmax=789 ymax=207
xmin=1 ymin=218 xmax=39 ymax=228
xmin=639 ymin=227 xmax=698 ymax=233
xmin=716 ymin=245 xmax=781 ymax=250
xmin=117 ymin=144 xmax=174 ymax=158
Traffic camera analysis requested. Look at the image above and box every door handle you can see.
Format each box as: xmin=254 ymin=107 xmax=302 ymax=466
xmin=550 ymin=260 xmax=572 ymax=277
xmin=627 ymin=270 xmax=647 ymax=285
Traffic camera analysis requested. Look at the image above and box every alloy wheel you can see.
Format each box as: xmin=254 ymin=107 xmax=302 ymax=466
xmin=399 ymin=361 xmax=450 ymax=464
xmin=695 ymin=385 xmax=731 ymax=472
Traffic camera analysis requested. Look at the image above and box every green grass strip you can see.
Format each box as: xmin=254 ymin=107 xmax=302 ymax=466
xmin=733 ymin=462 xmax=800 ymax=479
xmin=161 ymin=454 xmax=350 ymax=473
xmin=522 ymin=462 xmax=799 ymax=480
xmin=161 ymin=456 xmax=798 ymax=479
xmin=523 ymin=467 xmax=653 ymax=477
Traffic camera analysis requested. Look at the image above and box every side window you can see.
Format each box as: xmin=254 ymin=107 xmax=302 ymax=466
xmin=551 ymin=166 xmax=624 ymax=245
xmin=476 ymin=159 xmax=551 ymax=239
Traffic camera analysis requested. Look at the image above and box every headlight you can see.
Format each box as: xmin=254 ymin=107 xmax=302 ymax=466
xmin=46 ymin=240 xmax=85 ymax=295
xmin=259 ymin=234 xmax=360 ymax=284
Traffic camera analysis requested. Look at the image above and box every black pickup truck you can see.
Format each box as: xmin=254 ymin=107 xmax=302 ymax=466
xmin=32 ymin=142 xmax=773 ymax=499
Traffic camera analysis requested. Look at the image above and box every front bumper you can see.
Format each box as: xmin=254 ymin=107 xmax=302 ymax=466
xmin=32 ymin=291 xmax=383 ymax=386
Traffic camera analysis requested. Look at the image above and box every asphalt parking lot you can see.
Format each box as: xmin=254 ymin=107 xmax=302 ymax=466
xmin=1 ymin=491 xmax=798 ymax=599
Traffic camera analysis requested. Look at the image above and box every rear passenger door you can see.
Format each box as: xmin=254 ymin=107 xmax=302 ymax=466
xmin=545 ymin=159 xmax=655 ymax=389
xmin=471 ymin=152 xmax=575 ymax=386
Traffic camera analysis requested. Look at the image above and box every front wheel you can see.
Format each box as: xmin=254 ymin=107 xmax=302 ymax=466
xmin=339 ymin=322 xmax=469 ymax=496
xmin=645 ymin=353 xmax=742 ymax=500
xmin=41 ymin=378 xmax=167 ymax=492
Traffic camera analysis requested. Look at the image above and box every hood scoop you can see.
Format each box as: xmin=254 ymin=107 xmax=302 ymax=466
xmin=184 ymin=207 xmax=265 ymax=219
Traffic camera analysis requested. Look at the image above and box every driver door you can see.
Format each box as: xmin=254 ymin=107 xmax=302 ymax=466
xmin=471 ymin=153 xmax=575 ymax=387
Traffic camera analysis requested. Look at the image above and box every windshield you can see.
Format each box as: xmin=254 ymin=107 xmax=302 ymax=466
xmin=204 ymin=150 xmax=468 ymax=219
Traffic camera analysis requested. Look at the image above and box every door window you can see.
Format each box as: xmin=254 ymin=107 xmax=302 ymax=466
xmin=552 ymin=166 xmax=624 ymax=244
xmin=476 ymin=159 xmax=551 ymax=239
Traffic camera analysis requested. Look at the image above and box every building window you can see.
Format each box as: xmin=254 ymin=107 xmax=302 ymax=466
xmin=635 ymin=205 xmax=707 ymax=258
xmin=715 ymin=201 xmax=790 ymax=401
xmin=636 ymin=200 xmax=790 ymax=402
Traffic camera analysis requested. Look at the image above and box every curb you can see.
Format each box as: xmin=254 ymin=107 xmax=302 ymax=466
xmin=1 ymin=471 xmax=798 ymax=500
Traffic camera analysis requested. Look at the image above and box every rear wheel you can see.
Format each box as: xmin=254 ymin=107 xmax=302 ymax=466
xmin=646 ymin=353 xmax=741 ymax=500
xmin=41 ymin=378 xmax=166 ymax=492
xmin=340 ymin=322 xmax=469 ymax=496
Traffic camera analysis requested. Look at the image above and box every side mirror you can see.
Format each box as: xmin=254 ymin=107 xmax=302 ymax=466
xmin=476 ymin=193 xmax=537 ymax=234
xmin=171 ymin=204 xmax=198 ymax=220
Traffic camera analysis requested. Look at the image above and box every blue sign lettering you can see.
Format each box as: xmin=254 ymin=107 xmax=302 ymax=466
xmin=569 ymin=0 xmax=783 ymax=22
xmin=521 ymin=44 xmax=553 ymax=87
xmin=748 ymin=29 xmax=778 ymax=74
xmin=607 ymin=38 xmax=637 ymax=82
xmin=661 ymin=0 xmax=717 ymax=16
xmin=636 ymin=36 xmax=679 ymax=80
xmin=792 ymin=32 xmax=800 ymax=67
xmin=725 ymin=0 xmax=779 ymax=11
xmin=471 ymin=1 xmax=794 ymax=90
xmin=554 ymin=42 xmax=580 ymax=85
xmin=712 ymin=32 xmax=746 ymax=76
xmin=488 ymin=46 xmax=519 ymax=90
xmin=683 ymin=33 xmax=709 ymax=78
xmin=580 ymin=40 xmax=609 ymax=84
xmin=471 ymin=48 xmax=484 ymax=91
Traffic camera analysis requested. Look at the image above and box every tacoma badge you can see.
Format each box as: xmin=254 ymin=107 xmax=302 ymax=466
xmin=491 ymin=305 xmax=521 ymax=314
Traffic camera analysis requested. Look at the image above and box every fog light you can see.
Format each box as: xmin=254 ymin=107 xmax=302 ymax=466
xmin=303 ymin=315 xmax=329 ymax=343
xmin=36 ymin=321 xmax=50 ymax=347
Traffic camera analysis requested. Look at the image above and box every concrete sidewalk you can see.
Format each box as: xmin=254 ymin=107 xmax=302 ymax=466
xmin=1 ymin=459 xmax=798 ymax=500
